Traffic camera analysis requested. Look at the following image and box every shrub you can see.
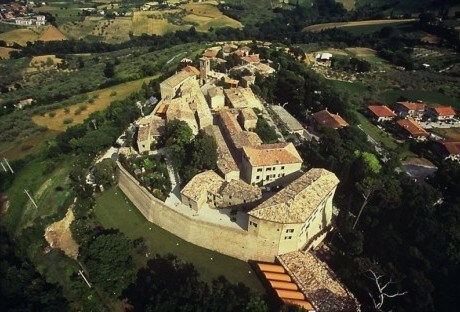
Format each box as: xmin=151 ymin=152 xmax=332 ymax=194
xmin=63 ymin=118 xmax=73 ymax=124
xmin=64 ymin=108 xmax=70 ymax=114
xmin=48 ymin=112 xmax=56 ymax=117
xmin=110 ymin=91 xmax=117 ymax=96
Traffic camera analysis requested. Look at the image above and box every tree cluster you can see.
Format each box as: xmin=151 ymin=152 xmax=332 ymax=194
xmin=163 ymin=120 xmax=218 ymax=183
xmin=122 ymin=254 xmax=268 ymax=312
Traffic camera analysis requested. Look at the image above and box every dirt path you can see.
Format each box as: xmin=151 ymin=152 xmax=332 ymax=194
xmin=304 ymin=19 xmax=417 ymax=32
xmin=44 ymin=208 xmax=79 ymax=259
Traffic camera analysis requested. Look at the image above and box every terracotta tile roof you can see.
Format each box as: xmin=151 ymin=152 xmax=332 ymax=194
xmin=181 ymin=171 xmax=224 ymax=202
xmin=224 ymin=87 xmax=263 ymax=110
xmin=396 ymin=101 xmax=426 ymax=112
xmin=181 ymin=170 xmax=260 ymax=203
xmin=243 ymin=143 xmax=302 ymax=167
xmin=232 ymin=131 xmax=262 ymax=149
xmin=202 ymin=49 xmax=218 ymax=58
xmin=440 ymin=140 xmax=460 ymax=155
xmin=368 ymin=105 xmax=396 ymax=118
xmin=204 ymin=125 xmax=239 ymax=176
xmin=278 ymin=251 xmax=360 ymax=312
xmin=208 ymin=86 xmax=224 ymax=98
xmin=219 ymin=110 xmax=243 ymax=135
xmin=218 ymin=179 xmax=261 ymax=202
xmin=136 ymin=116 xmax=165 ymax=141
xmin=312 ymin=110 xmax=349 ymax=129
xmin=242 ymin=54 xmax=260 ymax=63
xmin=249 ymin=168 xmax=338 ymax=224
xmin=396 ymin=118 xmax=429 ymax=137
xmin=161 ymin=70 xmax=194 ymax=88
xmin=431 ymin=106 xmax=456 ymax=116
xmin=239 ymin=107 xmax=258 ymax=121
xmin=234 ymin=50 xmax=245 ymax=57
xmin=181 ymin=65 xmax=200 ymax=76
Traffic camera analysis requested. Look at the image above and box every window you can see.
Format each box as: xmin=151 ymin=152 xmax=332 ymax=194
xmin=266 ymin=167 xmax=271 ymax=171
xmin=273 ymin=167 xmax=276 ymax=170
xmin=286 ymin=229 xmax=294 ymax=233
xmin=266 ymin=176 xmax=270 ymax=180
xmin=257 ymin=168 xmax=262 ymax=172
xmin=256 ymin=175 xmax=260 ymax=180
xmin=281 ymin=166 xmax=285 ymax=170
xmin=284 ymin=236 xmax=292 ymax=240
xmin=250 ymin=221 xmax=258 ymax=228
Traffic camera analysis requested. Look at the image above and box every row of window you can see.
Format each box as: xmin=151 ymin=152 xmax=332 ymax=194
xmin=256 ymin=166 xmax=286 ymax=173
xmin=255 ymin=173 xmax=286 ymax=181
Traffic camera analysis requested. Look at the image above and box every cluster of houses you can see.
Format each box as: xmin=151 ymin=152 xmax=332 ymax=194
xmin=367 ymin=102 xmax=460 ymax=161
xmin=0 ymin=2 xmax=45 ymax=26
xmin=130 ymin=43 xmax=360 ymax=311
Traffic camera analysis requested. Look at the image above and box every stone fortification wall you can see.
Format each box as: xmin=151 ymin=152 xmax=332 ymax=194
xmin=116 ymin=163 xmax=252 ymax=261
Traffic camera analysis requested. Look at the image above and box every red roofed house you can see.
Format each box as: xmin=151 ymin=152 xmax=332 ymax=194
xmin=396 ymin=118 xmax=429 ymax=140
xmin=426 ymin=106 xmax=457 ymax=121
xmin=436 ymin=140 xmax=460 ymax=161
xmin=368 ymin=105 xmax=396 ymax=122
xmin=241 ymin=54 xmax=261 ymax=65
xmin=202 ymin=49 xmax=218 ymax=59
xmin=311 ymin=109 xmax=349 ymax=130
xmin=181 ymin=65 xmax=200 ymax=77
xmin=395 ymin=101 xmax=426 ymax=119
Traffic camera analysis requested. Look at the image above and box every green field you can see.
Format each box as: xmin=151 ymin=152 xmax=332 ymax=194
xmin=3 ymin=159 xmax=73 ymax=235
xmin=94 ymin=187 xmax=265 ymax=292
xmin=379 ymin=90 xmax=460 ymax=108
xmin=330 ymin=80 xmax=369 ymax=95
xmin=343 ymin=21 xmax=414 ymax=35
xmin=355 ymin=111 xmax=398 ymax=150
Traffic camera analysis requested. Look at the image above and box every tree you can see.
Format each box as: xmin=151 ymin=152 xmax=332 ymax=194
xmin=93 ymin=158 xmax=116 ymax=187
xmin=254 ymin=117 xmax=278 ymax=144
xmin=81 ymin=231 xmax=135 ymax=297
xmin=191 ymin=130 xmax=218 ymax=171
xmin=104 ymin=61 xmax=115 ymax=78
xmin=367 ymin=270 xmax=407 ymax=311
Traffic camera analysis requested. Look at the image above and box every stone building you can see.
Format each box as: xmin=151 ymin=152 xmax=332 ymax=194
xmin=180 ymin=171 xmax=261 ymax=211
xmin=160 ymin=71 xmax=196 ymax=100
xmin=207 ymin=86 xmax=225 ymax=109
xmin=136 ymin=116 xmax=165 ymax=153
xmin=238 ymin=108 xmax=258 ymax=130
xmin=247 ymin=168 xmax=339 ymax=261
xmin=241 ymin=143 xmax=303 ymax=186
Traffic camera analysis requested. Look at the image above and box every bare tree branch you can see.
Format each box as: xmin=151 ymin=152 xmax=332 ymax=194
xmin=367 ymin=270 xmax=407 ymax=311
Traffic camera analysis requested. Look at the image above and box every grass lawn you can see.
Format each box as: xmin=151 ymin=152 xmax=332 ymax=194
xmin=94 ymin=187 xmax=265 ymax=293
xmin=32 ymin=74 xmax=160 ymax=131
xmin=0 ymin=28 xmax=41 ymax=46
xmin=330 ymin=80 xmax=369 ymax=95
xmin=3 ymin=158 xmax=73 ymax=235
xmin=379 ymin=90 xmax=460 ymax=108
xmin=355 ymin=112 xmax=399 ymax=150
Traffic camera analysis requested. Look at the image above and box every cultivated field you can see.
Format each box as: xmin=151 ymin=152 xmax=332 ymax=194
xmin=0 ymin=28 xmax=41 ymax=45
xmin=39 ymin=25 xmax=67 ymax=41
xmin=27 ymin=55 xmax=63 ymax=73
xmin=133 ymin=2 xmax=242 ymax=36
xmin=132 ymin=10 xmax=187 ymax=36
xmin=304 ymin=18 xmax=416 ymax=32
xmin=0 ymin=47 xmax=17 ymax=59
xmin=0 ymin=25 xmax=66 ymax=46
xmin=32 ymin=75 xmax=159 ymax=131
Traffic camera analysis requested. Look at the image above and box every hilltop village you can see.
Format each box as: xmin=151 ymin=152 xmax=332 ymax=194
xmin=114 ymin=43 xmax=360 ymax=311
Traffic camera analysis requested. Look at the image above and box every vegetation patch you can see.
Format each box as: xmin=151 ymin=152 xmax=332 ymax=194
xmin=0 ymin=28 xmax=41 ymax=46
xmin=32 ymin=74 xmax=159 ymax=131
xmin=0 ymin=47 xmax=17 ymax=60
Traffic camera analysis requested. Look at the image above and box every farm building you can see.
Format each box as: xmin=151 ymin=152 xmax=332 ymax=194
xmin=426 ymin=106 xmax=457 ymax=121
xmin=395 ymin=101 xmax=426 ymax=119
xmin=367 ymin=105 xmax=396 ymax=122
xmin=396 ymin=118 xmax=429 ymax=140
xmin=311 ymin=109 xmax=349 ymax=130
